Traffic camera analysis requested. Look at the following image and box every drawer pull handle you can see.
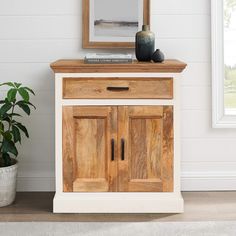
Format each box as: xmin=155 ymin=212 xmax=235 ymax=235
xmin=111 ymin=139 xmax=115 ymax=161
xmin=121 ymin=139 xmax=125 ymax=161
xmin=107 ymin=87 xmax=129 ymax=91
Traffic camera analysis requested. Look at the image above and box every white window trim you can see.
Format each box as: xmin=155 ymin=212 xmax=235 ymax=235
xmin=212 ymin=0 xmax=236 ymax=128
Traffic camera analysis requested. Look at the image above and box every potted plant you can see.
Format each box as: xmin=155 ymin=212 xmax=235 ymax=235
xmin=0 ymin=82 xmax=35 ymax=207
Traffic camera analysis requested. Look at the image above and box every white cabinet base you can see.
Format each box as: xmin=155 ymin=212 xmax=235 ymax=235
xmin=53 ymin=193 xmax=184 ymax=213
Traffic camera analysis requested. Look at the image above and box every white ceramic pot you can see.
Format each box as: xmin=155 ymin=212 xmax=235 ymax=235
xmin=0 ymin=160 xmax=18 ymax=207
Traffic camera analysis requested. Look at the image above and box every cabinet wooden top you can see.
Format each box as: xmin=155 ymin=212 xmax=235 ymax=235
xmin=50 ymin=59 xmax=187 ymax=73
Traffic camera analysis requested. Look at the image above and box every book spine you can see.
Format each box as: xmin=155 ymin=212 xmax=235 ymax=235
xmin=85 ymin=59 xmax=132 ymax=64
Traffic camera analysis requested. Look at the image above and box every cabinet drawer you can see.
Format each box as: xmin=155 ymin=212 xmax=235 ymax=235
xmin=63 ymin=78 xmax=173 ymax=99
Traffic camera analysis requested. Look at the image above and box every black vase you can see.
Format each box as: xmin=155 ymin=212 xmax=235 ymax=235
xmin=152 ymin=49 xmax=165 ymax=63
xmin=135 ymin=25 xmax=155 ymax=62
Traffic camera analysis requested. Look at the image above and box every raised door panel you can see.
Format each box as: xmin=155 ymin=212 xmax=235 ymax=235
xmin=62 ymin=106 xmax=117 ymax=192
xmin=118 ymin=106 xmax=173 ymax=192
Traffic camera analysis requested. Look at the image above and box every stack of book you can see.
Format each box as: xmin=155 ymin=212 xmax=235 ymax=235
xmin=84 ymin=53 xmax=133 ymax=64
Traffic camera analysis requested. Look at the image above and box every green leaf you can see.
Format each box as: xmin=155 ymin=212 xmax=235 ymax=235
xmin=2 ymin=131 xmax=12 ymax=141
xmin=14 ymin=82 xmax=22 ymax=88
xmin=0 ymin=100 xmax=5 ymax=104
xmin=0 ymin=103 xmax=12 ymax=116
xmin=18 ymin=103 xmax=30 ymax=115
xmin=16 ymin=100 xmax=36 ymax=109
xmin=0 ymin=82 xmax=15 ymax=88
xmin=7 ymin=88 xmax=17 ymax=102
xmin=18 ymin=87 xmax=29 ymax=102
xmin=1 ymin=153 xmax=11 ymax=167
xmin=12 ymin=125 xmax=21 ymax=143
xmin=15 ymin=123 xmax=29 ymax=138
xmin=23 ymin=87 xmax=35 ymax=95
xmin=2 ymin=139 xmax=18 ymax=156
xmin=24 ymin=101 xmax=36 ymax=110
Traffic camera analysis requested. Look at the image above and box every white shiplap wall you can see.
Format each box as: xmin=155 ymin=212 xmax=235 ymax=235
xmin=1 ymin=0 xmax=236 ymax=191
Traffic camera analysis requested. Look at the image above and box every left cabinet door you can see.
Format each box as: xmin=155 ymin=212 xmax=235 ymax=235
xmin=62 ymin=106 xmax=117 ymax=192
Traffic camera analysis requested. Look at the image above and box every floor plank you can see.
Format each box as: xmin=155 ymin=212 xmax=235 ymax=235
xmin=0 ymin=192 xmax=236 ymax=222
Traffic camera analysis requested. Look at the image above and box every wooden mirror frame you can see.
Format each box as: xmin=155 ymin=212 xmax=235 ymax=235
xmin=82 ymin=0 xmax=150 ymax=49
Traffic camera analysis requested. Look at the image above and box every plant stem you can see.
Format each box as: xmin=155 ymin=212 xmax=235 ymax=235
xmin=8 ymin=101 xmax=16 ymax=131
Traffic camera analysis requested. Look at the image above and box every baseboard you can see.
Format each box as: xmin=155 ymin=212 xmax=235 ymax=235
xmin=17 ymin=171 xmax=236 ymax=191
xmin=181 ymin=171 xmax=236 ymax=191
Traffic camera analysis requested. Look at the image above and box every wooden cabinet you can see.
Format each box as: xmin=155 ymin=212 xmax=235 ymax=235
xmin=51 ymin=59 xmax=187 ymax=213
xmin=63 ymin=105 xmax=173 ymax=193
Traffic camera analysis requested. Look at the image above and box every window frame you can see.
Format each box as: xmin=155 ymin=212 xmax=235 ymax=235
xmin=212 ymin=0 xmax=236 ymax=128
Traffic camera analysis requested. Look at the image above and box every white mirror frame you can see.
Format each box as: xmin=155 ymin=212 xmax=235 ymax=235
xmin=212 ymin=0 xmax=236 ymax=128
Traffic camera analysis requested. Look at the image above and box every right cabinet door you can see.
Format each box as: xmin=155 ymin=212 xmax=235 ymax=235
xmin=118 ymin=106 xmax=173 ymax=192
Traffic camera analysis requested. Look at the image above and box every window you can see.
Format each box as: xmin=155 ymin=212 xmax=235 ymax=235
xmin=212 ymin=0 xmax=236 ymax=128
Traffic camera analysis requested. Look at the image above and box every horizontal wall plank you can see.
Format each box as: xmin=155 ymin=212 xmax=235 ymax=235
xmin=18 ymin=162 xmax=54 ymax=178
xmin=0 ymin=63 xmax=54 ymax=89
xmin=17 ymin=140 xmax=53 ymax=163
xmin=19 ymin=114 xmax=54 ymax=141
xmin=182 ymin=162 xmax=236 ymax=173
xmin=0 ymin=0 xmax=81 ymax=16
xmin=181 ymin=110 xmax=236 ymax=138
xmin=17 ymin=177 xmax=55 ymax=191
xmin=0 ymin=16 xmax=81 ymax=39
xmin=152 ymin=15 xmax=210 ymax=39
xmin=0 ymin=40 xmax=84 ymax=63
xmin=181 ymin=63 xmax=211 ymax=86
xmin=1 ymin=0 xmax=209 ymax=16
xmin=181 ymin=86 xmax=211 ymax=110
xmin=152 ymin=0 xmax=210 ymax=15
xmin=30 ymin=91 xmax=54 ymax=115
xmin=156 ymin=39 xmax=210 ymax=63
xmin=182 ymin=138 xmax=236 ymax=162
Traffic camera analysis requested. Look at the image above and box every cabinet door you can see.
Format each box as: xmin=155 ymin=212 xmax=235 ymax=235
xmin=63 ymin=106 xmax=117 ymax=192
xmin=118 ymin=106 xmax=173 ymax=192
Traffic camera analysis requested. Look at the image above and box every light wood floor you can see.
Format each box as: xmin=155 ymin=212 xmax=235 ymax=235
xmin=0 ymin=192 xmax=236 ymax=222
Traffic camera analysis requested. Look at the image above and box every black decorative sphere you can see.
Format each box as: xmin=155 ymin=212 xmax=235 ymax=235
xmin=135 ymin=25 xmax=155 ymax=62
xmin=152 ymin=49 xmax=165 ymax=63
